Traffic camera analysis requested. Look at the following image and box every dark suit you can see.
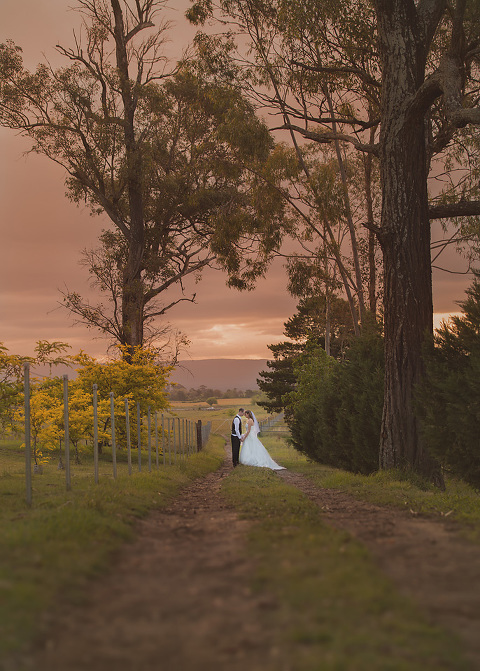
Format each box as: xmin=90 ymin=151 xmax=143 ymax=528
xmin=231 ymin=414 xmax=242 ymax=466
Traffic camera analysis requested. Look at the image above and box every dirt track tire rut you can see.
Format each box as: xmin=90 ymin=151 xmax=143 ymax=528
xmin=279 ymin=469 xmax=480 ymax=666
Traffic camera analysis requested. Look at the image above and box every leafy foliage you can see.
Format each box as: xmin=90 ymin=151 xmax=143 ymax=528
xmin=188 ymin=1 xmax=384 ymax=335
xmin=186 ymin=0 xmax=480 ymax=484
xmin=257 ymin=341 xmax=303 ymax=414
xmin=419 ymin=275 xmax=480 ymax=488
xmin=71 ymin=345 xmax=171 ymax=450
xmin=257 ymin=293 xmax=355 ymax=414
xmin=286 ymin=330 xmax=384 ymax=474
xmin=8 ymin=343 xmax=171 ymax=461
xmin=0 ymin=341 xmax=71 ymax=433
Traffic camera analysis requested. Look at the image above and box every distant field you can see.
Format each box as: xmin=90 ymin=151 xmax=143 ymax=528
xmin=169 ymin=401 xmax=211 ymax=408
xmin=166 ymin=399 xmax=270 ymax=437
xmin=169 ymin=397 xmax=252 ymax=409
xmin=214 ymin=398 xmax=251 ymax=407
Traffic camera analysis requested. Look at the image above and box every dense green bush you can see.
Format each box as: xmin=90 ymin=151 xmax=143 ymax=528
xmin=286 ymin=331 xmax=384 ymax=474
xmin=419 ymin=277 xmax=480 ymax=489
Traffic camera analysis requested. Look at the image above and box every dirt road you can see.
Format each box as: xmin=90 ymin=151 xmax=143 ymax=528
xmin=8 ymin=457 xmax=282 ymax=671
xmin=6 ymin=450 xmax=480 ymax=670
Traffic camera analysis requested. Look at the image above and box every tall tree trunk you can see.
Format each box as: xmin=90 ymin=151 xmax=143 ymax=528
xmin=111 ymin=0 xmax=145 ymax=359
xmin=376 ymin=1 xmax=443 ymax=485
xmin=122 ymin=269 xmax=145 ymax=353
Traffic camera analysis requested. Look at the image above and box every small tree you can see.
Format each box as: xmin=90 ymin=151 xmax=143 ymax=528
xmin=1 ymin=341 xmax=72 ymax=436
xmin=419 ymin=275 xmax=480 ymax=488
xmin=26 ymin=387 xmax=61 ymax=466
xmin=73 ymin=344 xmax=171 ymax=448
xmin=40 ymin=380 xmax=93 ymax=464
xmin=0 ymin=345 xmax=26 ymax=434
xmin=258 ymin=294 xmax=354 ymax=414
xmin=286 ymin=330 xmax=384 ymax=474
xmin=257 ymin=341 xmax=303 ymax=415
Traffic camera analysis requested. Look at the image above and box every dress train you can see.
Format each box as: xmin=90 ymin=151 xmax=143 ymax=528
xmin=239 ymin=430 xmax=285 ymax=470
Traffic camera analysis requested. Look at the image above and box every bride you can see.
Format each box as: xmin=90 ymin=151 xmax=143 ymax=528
xmin=239 ymin=410 xmax=285 ymax=470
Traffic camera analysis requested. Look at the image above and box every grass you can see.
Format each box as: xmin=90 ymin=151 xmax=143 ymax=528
xmin=222 ymin=459 xmax=470 ymax=670
xmin=0 ymin=435 xmax=225 ymax=656
xmin=265 ymin=440 xmax=480 ymax=541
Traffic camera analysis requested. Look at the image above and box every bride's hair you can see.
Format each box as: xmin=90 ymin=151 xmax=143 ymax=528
xmin=245 ymin=410 xmax=253 ymax=419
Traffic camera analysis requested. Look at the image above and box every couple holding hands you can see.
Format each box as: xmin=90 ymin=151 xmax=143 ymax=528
xmin=230 ymin=408 xmax=285 ymax=471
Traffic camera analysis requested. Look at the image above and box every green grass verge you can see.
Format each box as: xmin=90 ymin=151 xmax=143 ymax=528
xmin=0 ymin=436 xmax=224 ymax=655
xmin=222 ymin=461 xmax=469 ymax=670
xmin=263 ymin=440 xmax=480 ymax=540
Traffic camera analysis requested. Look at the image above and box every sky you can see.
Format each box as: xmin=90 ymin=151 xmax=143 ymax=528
xmin=0 ymin=0 xmax=473 ymax=362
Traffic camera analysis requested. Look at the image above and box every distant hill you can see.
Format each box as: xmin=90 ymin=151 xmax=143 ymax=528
xmin=170 ymin=359 xmax=268 ymax=391
xmin=30 ymin=358 xmax=269 ymax=393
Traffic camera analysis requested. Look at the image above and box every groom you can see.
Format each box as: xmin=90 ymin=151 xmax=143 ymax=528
xmin=231 ymin=408 xmax=245 ymax=467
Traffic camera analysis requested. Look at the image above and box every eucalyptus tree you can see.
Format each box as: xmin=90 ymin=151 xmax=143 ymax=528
xmin=191 ymin=20 xmax=382 ymax=338
xmin=188 ymin=0 xmax=480 ymax=484
xmin=0 ymin=0 xmax=285 ymax=360
xmin=56 ymin=63 xmax=286 ymax=356
xmin=273 ymin=144 xmax=382 ymax=346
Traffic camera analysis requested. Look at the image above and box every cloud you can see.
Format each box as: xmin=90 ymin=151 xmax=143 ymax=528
xmin=172 ymin=318 xmax=290 ymax=359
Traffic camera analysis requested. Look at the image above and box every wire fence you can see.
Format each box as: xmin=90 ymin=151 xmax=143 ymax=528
xmin=258 ymin=412 xmax=286 ymax=434
xmin=22 ymin=363 xmax=211 ymax=507
xmin=206 ymin=412 xmax=287 ymax=439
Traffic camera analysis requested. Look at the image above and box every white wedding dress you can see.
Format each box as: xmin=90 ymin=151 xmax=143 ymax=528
xmin=239 ymin=419 xmax=285 ymax=471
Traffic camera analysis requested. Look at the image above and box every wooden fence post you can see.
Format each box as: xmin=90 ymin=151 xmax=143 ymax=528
xmin=63 ymin=375 xmax=71 ymax=491
xmin=154 ymin=411 xmax=159 ymax=469
xmin=93 ymin=384 xmax=99 ymax=484
xmin=24 ymin=363 xmax=32 ymax=507
xmin=137 ymin=402 xmax=142 ymax=472
xmin=196 ymin=420 xmax=202 ymax=452
xmin=167 ymin=417 xmax=171 ymax=465
xmin=110 ymin=392 xmax=117 ymax=480
xmin=125 ymin=399 xmax=132 ymax=475
xmin=173 ymin=418 xmax=176 ymax=463
xmin=147 ymin=406 xmax=152 ymax=472
xmin=179 ymin=419 xmax=182 ymax=458
xmin=161 ymin=414 xmax=166 ymax=466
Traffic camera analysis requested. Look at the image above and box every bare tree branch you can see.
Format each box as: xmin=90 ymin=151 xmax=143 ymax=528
xmin=429 ymin=200 xmax=480 ymax=219
xmin=273 ymin=123 xmax=379 ymax=155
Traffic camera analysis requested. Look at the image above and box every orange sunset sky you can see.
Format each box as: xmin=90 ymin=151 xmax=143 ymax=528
xmin=0 ymin=0 xmax=472 ymax=362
